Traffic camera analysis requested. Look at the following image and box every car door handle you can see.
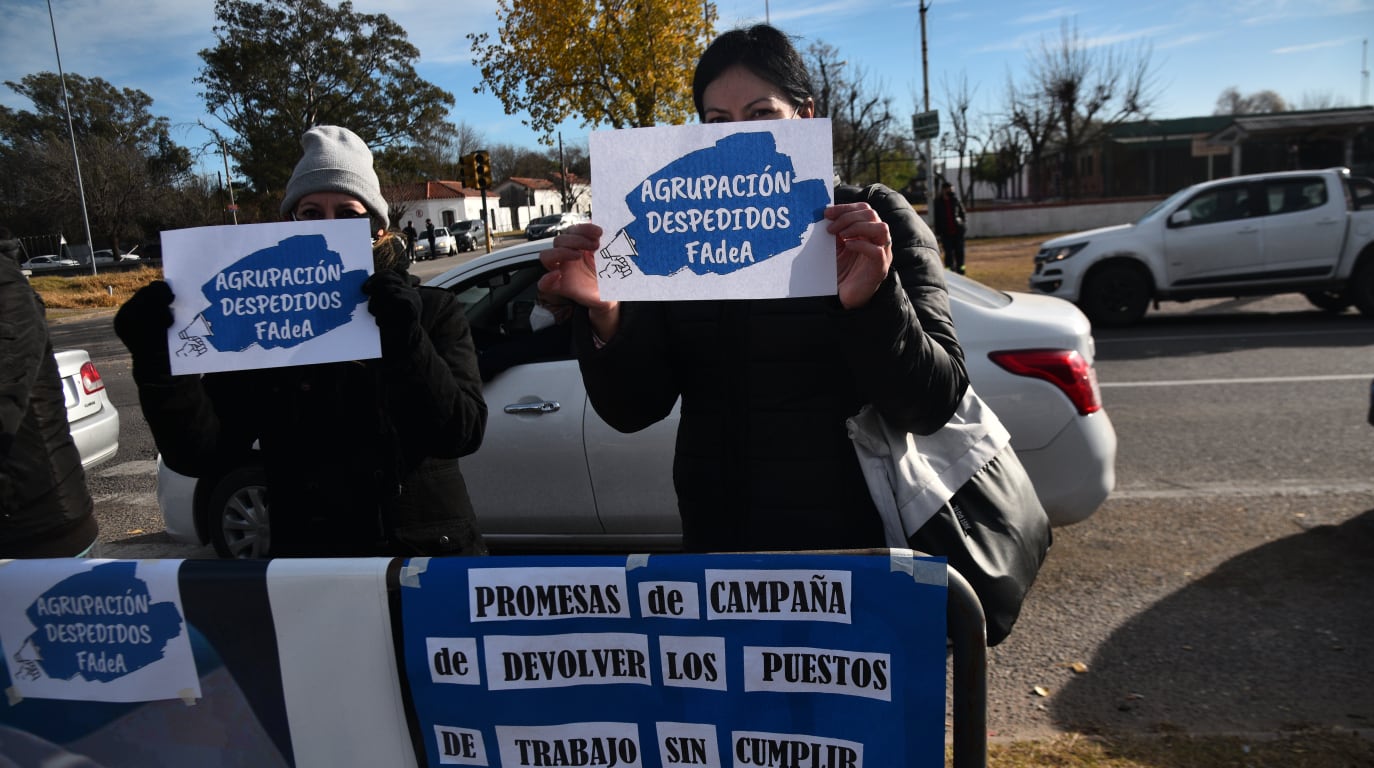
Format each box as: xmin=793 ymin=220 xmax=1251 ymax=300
xmin=504 ymin=400 xmax=561 ymax=415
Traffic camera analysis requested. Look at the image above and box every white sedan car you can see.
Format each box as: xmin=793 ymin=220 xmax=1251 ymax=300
xmin=22 ymin=255 xmax=80 ymax=271
xmin=55 ymin=350 xmax=120 ymax=470
xmin=159 ymin=239 xmax=1117 ymax=557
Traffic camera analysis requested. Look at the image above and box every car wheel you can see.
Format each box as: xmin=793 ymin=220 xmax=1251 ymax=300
xmin=201 ymin=466 xmax=270 ymax=559
xmin=1080 ymin=262 xmax=1151 ymax=327
xmin=1350 ymin=258 xmax=1374 ymax=317
xmin=1303 ymin=290 xmax=1351 ymax=313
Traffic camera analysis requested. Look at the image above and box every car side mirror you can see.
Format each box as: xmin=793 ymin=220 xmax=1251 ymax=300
xmin=1168 ymin=209 xmax=1192 ymax=227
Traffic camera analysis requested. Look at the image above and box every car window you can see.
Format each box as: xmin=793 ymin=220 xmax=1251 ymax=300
xmin=1346 ymin=177 xmax=1374 ymax=210
xmin=453 ymin=262 xmax=546 ymax=337
xmin=1264 ymin=177 xmax=1327 ymax=215
xmin=1179 ymin=182 xmax=1252 ymax=226
xmin=451 ymin=260 xmax=575 ymax=376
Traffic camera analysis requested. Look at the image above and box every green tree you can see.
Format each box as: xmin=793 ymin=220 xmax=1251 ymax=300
xmin=469 ymin=0 xmax=715 ymax=142
xmin=1214 ymin=86 xmax=1288 ymax=115
xmin=197 ymin=0 xmax=453 ymax=211
xmin=0 ymin=73 xmax=192 ymax=251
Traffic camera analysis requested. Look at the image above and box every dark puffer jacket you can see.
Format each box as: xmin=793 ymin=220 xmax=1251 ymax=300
xmin=576 ymin=184 xmax=968 ymax=552
xmin=134 ymin=279 xmax=488 ymax=557
xmin=0 ymin=237 xmax=98 ymax=556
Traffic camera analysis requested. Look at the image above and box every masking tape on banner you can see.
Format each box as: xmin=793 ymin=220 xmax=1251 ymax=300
xmin=889 ymin=549 xmax=947 ymax=587
xmin=625 ymin=553 xmax=651 ymax=571
xmin=180 ymin=688 xmax=198 ymax=706
xmin=398 ymin=557 xmax=431 ymax=588
xmin=5 ymin=686 xmax=20 ymax=706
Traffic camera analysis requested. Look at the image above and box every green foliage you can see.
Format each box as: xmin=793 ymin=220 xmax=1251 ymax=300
xmin=0 ymin=72 xmax=193 ymax=249
xmin=469 ymin=0 xmax=714 ymax=142
xmin=197 ymin=0 xmax=454 ymax=206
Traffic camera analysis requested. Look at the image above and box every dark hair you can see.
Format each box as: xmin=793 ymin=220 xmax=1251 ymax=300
xmin=692 ymin=24 xmax=815 ymax=120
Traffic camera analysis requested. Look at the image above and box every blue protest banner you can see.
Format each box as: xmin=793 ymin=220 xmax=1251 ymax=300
xmin=396 ymin=552 xmax=948 ymax=768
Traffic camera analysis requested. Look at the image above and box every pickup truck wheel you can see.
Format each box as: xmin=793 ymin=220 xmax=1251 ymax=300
xmin=1351 ymin=260 xmax=1374 ymax=316
xmin=1303 ymin=290 xmax=1351 ymax=313
xmin=1080 ymin=263 xmax=1150 ymax=326
xmin=201 ymin=466 xmax=271 ymax=559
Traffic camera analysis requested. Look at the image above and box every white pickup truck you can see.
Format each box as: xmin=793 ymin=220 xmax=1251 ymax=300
xmin=1029 ymin=167 xmax=1374 ymax=325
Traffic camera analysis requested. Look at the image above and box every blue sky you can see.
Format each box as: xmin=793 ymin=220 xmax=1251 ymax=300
xmin=1 ymin=0 xmax=1370 ymax=176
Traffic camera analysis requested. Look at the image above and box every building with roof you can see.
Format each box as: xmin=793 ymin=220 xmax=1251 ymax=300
xmin=494 ymin=174 xmax=591 ymax=231
xmin=1066 ymin=106 xmax=1374 ymax=200
xmin=384 ymin=181 xmax=506 ymax=233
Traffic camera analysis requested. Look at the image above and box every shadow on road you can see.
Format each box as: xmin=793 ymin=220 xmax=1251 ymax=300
xmin=1050 ymin=507 xmax=1374 ymax=736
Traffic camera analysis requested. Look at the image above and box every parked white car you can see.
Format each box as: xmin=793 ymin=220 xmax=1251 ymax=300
xmin=22 ymin=255 xmax=79 ymax=271
xmin=159 ymin=238 xmax=1117 ymax=557
xmin=413 ymin=226 xmax=456 ymax=260
xmin=55 ymin=350 xmax=119 ymax=470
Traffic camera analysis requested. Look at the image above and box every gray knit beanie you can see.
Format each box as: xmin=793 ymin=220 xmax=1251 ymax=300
xmin=279 ymin=125 xmax=389 ymax=224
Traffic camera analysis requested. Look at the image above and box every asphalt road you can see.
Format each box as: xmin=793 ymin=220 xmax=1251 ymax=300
xmin=49 ymin=288 xmax=1374 ymax=743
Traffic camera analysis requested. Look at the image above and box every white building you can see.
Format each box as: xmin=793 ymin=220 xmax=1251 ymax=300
xmin=386 ymin=181 xmax=507 ymax=233
xmin=494 ymin=174 xmax=592 ymax=231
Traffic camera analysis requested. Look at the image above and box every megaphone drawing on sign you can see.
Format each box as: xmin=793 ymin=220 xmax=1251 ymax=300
xmin=175 ymin=313 xmax=213 ymax=358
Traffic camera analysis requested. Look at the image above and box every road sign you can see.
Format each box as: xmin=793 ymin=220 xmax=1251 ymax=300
xmin=912 ymin=110 xmax=940 ymax=140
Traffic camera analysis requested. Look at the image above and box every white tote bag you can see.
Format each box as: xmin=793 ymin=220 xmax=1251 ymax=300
xmin=845 ymin=386 xmax=1011 ymax=547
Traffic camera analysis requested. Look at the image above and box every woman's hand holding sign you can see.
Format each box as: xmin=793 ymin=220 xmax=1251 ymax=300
xmin=826 ymin=202 xmax=893 ymax=310
xmin=539 ymin=223 xmax=623 ymax=343
xmin=113 ymin=280 xmax=176 ymax=382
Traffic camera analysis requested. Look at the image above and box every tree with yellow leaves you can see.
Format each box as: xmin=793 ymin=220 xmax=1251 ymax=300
xmin=468 ymin=0 xmax=716 ymax=143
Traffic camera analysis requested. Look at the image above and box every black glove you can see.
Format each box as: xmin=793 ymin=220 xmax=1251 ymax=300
xmin=114 ymin=281 xmax=175 ymax=381
xmin=363 ymin=269 xmax=423 ymax=355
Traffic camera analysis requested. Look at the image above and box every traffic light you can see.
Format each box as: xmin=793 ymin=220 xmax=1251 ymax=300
xmin=474 ymin=150 xmax=492 ymax=189
xmin=459 ymin=153 xmax=478 ymax=188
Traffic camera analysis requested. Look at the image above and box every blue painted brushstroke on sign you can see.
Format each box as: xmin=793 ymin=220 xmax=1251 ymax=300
xmin=620 ymin=131 xmax=829 ymax=277
xmin=189 ymin=234 xmax=368 ymax=352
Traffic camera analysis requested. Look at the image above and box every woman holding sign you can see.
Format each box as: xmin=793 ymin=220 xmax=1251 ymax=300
xmin=115 ymin=126 xmax=489 ymax=558
xmin=540 ymin=25 xmax=968 ymax=552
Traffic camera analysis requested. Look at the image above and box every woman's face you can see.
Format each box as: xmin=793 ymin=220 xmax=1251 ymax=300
xmin=293 ymin=191 xmax=370 ymax=222
xmin=701 ymin=65 xmax=814 ymax=124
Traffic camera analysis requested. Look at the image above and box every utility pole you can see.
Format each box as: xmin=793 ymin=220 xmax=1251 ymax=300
xmin=920 ymin=0 xmax=933 ymax=225
xmin=558 ymin=132 xmax=569 ymax=212
xmin=221 ymin=139 xmax=238 ymax=225
xmin=46 ymin=0 xmax=95 ymax=275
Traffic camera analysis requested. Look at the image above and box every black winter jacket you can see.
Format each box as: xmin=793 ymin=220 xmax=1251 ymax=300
xmin=576 ymin=184 xmax=968 ymax=552
xmin=0 ymin=240 xmax=97 ymax=556
xmin=137 ymin=278 xmax=487 ymax=557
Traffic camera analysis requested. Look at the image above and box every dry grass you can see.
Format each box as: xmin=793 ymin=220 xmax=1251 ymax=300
xmin=30 ymin=266 xmax=162 ymax=314
xmin=964 ymin=232 xmax=1061 ymax=293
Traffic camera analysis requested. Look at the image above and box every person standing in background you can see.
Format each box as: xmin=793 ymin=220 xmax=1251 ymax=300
xmin=0 ymin=226 xmax=99 ymax=557
xmin=933 ymin=181 xmax=967 ymax=274
xmin=403 ymin=220 xmax=418 ymax=263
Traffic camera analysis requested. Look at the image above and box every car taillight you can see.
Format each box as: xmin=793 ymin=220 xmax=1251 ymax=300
xmin=79 ymin=361 xmax=106 ymax=394
xmin=987 ymin=349 xmax=1102 ymax=416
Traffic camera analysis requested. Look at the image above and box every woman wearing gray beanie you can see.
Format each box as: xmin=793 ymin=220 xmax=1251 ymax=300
xmin=114 ymin=125 xmax=489 ymax=558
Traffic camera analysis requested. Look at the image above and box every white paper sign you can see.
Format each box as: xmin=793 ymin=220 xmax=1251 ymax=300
xmin=0 ymin=559 xmax=201 ymax=703
xmin=161 ymin=219 xmax=381 ymax=375
xmin=590 ymin=120 xmax=836 ymax=301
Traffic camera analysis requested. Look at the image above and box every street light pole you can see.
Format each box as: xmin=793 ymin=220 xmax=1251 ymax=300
xmin=920 ymin=0 xmax=933 ymax=225
xmin=46 ymin=0 xmax=95 ymax=275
